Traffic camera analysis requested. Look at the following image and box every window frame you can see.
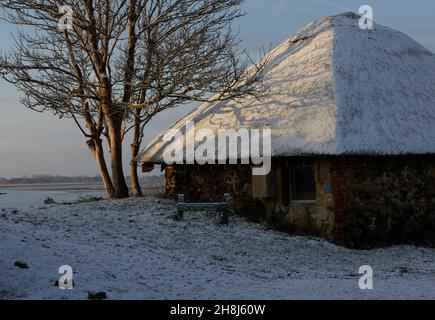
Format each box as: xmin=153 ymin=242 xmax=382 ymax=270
xmin=289 ymin=160 xmax=317 ymax=204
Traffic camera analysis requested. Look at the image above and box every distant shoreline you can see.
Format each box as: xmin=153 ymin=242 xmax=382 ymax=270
xmin=0 ymin=182 xmax=103 ymax=186
xmin=0 ymin=182 xmax=105 ymax=192
xmin=0 ymin=175 xmax=164 ymax=189
xmin=0 ymin=181 xmax=164 ymax=192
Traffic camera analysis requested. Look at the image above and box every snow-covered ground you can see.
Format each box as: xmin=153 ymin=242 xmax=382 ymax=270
xmin=0 ymin=196 xmax=434 ymax=300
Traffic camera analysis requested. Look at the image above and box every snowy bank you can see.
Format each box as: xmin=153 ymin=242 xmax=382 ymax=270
xmin=0 ymin=197 xmax=434 ymax=300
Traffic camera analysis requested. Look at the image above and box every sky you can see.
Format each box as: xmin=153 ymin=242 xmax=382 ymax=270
xmin=0 ymin=0 xmax=434 ymax=178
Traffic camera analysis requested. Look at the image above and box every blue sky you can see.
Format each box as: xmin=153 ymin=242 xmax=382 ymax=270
xmin=1 ymin=0 xmax=434 ymax=178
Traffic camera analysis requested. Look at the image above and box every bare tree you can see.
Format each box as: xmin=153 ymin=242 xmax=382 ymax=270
xmin=0 ymin=0 xmax=267 ymax=198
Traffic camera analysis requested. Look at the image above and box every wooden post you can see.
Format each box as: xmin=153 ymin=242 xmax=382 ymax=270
xmin=221 ymin=193 xmax=231 ymax=225
xmin=177 ymin=194 xmax=185 ymax=220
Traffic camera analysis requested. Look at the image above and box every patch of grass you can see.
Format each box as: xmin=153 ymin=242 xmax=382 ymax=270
xmin=0 ymin=289 xmax=25 ymax=300
xmin=394 ymin=266 xmax=411 ymax=275
xmin=61 ymin=196 xmax=105 ymax=205
xmin=44 ymin=196 xmax=104 ymax=205
xmin=153 ymin=191 xmax=167 ymax=199
xmin=44 ymin=197 xmax=56 ymax=205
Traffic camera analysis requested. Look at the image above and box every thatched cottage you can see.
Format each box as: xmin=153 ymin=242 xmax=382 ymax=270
xmin=139 ymin=13 xmax=435 ymax=248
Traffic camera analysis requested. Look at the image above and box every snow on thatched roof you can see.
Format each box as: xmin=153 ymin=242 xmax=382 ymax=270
xmin=139 ymin=12 xmax=435 ymax=163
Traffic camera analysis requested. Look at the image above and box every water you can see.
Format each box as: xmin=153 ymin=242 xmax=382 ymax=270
xmin=0 ymin=183 xmax=166 ymax=208
xmin=0 ymin=183 xmax=105 ymax=208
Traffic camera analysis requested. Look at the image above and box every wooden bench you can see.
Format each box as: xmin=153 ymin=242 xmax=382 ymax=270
xmin=176 ymin=193 xmax=231 ymax=224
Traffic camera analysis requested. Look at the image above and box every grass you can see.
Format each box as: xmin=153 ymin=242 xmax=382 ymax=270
xmin=44 ymin=196 xmax=105 ymax=206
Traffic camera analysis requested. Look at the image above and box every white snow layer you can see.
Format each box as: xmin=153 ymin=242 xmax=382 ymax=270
xmin=1 ymin=197 xmax=435 ymax=300
xmin=139 ymin=12 xmax=435 ymax=163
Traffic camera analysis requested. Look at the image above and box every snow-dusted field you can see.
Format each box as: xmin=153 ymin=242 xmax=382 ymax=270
xmin=0 ymin=196 xmax=434 ymax=300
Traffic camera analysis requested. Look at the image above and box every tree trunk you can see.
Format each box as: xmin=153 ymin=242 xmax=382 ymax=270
xmin=87 ymin=138 xmax=115 ymax=198
xmin=130 ymin=159 xmax=142 ymax=197
xmin=130 ymin=144 xmax=142 ymax=197
xmin=130 ymin=150 xmax=142 ymax=197
xmin=106 ymin=116 xmax=130 ymax=198
xmin=99 ymin=70 xmax=129 ymax=199
xmin=130 ymin=112 xmax=143 ymax=197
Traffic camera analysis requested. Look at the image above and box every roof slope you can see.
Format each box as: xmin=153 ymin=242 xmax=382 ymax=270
xmin=139 ymin=12 xmax=435 ymax=163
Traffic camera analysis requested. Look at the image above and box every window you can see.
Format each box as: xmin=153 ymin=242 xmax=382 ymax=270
xmin=290 ymin=162 xmax=316 ymax=202
xmin=281 ymin=159 xmax=317 ymax=205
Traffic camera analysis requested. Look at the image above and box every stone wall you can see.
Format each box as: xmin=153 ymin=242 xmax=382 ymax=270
xmin=165 ymin=164 xmax=265 ymax=220
xmin=333 ymin=156 xmax=435 ymax=248
xmin=276 ymin=159 xmax=335 ymax=240
xmin=164 ymin=156 xmax=435 ymax=248
xmin=267 ymin=156 xmax=435 ymax=247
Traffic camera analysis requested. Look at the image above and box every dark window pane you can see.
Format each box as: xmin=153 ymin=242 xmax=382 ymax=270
xmin=282 ymin=165 xmax=290 ymax=206
xmin=291 ymin=166 xmax=316 ymax=201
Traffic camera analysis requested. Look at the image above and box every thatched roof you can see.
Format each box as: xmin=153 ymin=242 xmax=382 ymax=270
xmin=139 ymin=12 xmax=435 ymax=164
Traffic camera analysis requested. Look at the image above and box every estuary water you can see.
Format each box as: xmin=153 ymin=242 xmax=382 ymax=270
xmin=0 ymin=183 xmax=105 ymax=208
